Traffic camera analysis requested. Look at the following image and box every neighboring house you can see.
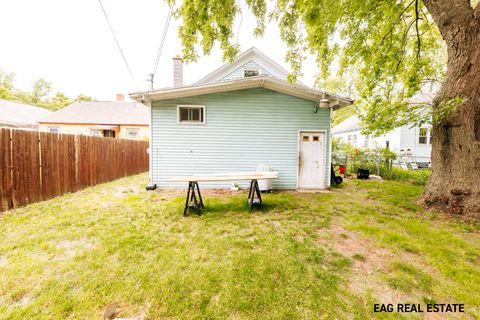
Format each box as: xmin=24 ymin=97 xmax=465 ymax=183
xmin=332 ymin=114 xmax=432 ymax=164
xmin=38 ymin=96 xmax=149 ymax=140
xmin=130 ymin=47 xmax=353 ymax=189
xmin=0 ymin=98 xmax=52 ymax=130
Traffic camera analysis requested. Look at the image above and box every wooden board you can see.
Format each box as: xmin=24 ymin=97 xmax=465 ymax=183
xmin=167 ymin=172 xmax=278 ymax=182
xmin=0 ymin=129 xmax=13 ymax=211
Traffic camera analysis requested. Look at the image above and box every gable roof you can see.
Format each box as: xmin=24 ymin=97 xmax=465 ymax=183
xmin=196 ymin=47 xmax=290 ymax=84
xmin=39 ymin=101 xmax=149 ymax=125
xmin=130 ymin=75 xmax=353 ymax=109
xmin=0 ymin=99 xmax=52 ymax=128
xmin=332 ymin=115 xmax=361 ymax=134
xmin=332 ymin=93 xmax=434 ymax=134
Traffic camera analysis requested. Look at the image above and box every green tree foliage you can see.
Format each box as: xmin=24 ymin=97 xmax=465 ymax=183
xmin=30 ymin=78 xmax=52 ymax=104
xmin=175 ymin=0 xmax=446 ymax=134
xmin=0 ymin=68 xmax=95 ymax=111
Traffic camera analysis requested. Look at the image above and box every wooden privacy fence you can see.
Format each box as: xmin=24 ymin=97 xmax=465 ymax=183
xmin=0 ymin=128 xmax=149 ymax=212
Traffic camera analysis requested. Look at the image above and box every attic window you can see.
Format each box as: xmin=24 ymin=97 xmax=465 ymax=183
xmin=244 ymin=69 xmax=259 ymax=77
xmin=177 ymin=105 xmax=205 ymax=124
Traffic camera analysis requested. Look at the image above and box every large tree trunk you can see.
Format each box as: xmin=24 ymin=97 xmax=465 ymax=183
xmin=421 ymin=0 xmax=480 ymax=217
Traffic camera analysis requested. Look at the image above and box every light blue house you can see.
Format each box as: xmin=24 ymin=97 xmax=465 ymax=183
xmin=130 ymin=47 xmax=353 ymax=189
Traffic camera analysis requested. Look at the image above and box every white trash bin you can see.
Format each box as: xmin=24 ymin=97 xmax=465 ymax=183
xmin=256 ymin=163 xmax=273 ymax=191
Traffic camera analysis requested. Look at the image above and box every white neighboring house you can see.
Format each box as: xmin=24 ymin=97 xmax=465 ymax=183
xmin=332 ymin=115 xmax=432 ymax=164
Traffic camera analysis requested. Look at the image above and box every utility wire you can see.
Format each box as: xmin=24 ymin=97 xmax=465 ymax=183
xmin=97 ymin=0 xmax=138 ymax=90
xmin=152 ymin=4 xmax=174 ymax=78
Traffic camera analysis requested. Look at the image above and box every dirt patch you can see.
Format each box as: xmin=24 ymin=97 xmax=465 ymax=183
xmin=111 ymin=184 xmax=142 ymax=198
xmin=52 ymin=238 xmax=95 ymax=261
xmin=317 ymin=225 xmax=414 ymax=304
xmin=316 ymin=224 xmax=468 ymax=319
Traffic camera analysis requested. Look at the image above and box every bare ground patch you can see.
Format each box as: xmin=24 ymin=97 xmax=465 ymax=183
xmin=317 ymin=224 xmax=415 ymax=304
xmin=317 ymin=223 xmax=469 ymax=319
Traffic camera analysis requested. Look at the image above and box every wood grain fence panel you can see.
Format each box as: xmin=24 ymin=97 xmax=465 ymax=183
xmin=11 ymin=130 xmax=40 ymax=207
xmin=67 ymin=134 xmax=77 ymax=192
xmin=0 ymin=129 xmax=13 ymax=211
xmin=1 ymin=129 xmax=148 ymax=212
xmin=40 ymin=132 xmax=53 ymax=200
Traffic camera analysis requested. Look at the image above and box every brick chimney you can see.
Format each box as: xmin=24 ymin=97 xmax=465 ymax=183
xmin=116 ymin=93 xmax=124 ymax=101
xmin=173 ymin=55 xmax=183 ymax=87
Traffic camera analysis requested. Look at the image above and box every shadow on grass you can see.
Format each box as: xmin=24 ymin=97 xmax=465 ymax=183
xmin=164 ymin=191 xmax=306 ymax=217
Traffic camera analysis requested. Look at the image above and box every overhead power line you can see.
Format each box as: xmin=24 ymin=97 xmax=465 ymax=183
xmin=149 ymin=4 xmax=174 ymax=89
xmin=97 ymin=0 xmax=138 ymax=89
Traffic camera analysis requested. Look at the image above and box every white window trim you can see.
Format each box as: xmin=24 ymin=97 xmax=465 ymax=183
xmin=177 ymin=105 xmax=206 ymax=125
xmin=126 ymin=128 xmax=139 ymax=139
xmin=48 ymin=126 xmax=60 ymax=133
xmin=417 ymin=127 xmax=431 ymax=146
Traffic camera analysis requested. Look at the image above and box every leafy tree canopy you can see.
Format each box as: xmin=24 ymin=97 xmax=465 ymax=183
xmin=0 ymin=68 xmax=94 ymax=111
xmin=176 ymin=0 xmax=447 ymax=134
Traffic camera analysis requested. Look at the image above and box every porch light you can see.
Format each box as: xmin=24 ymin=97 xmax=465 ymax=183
xmin=319 ymin=98 xmax=330 ymax=109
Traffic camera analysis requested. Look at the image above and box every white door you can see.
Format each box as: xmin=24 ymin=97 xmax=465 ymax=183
xmin=298 ymin=132 xmax=325 ymax=189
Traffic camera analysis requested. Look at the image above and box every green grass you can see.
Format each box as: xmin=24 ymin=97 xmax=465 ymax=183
xmin=379 ymin=167 xmax=431 ymax=186
xmin=0 ymin=174 xmax=479 ymax=319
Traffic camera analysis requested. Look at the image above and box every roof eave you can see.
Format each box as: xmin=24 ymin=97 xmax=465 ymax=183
xmin=129 ymin=77 xmax=353 ymax=108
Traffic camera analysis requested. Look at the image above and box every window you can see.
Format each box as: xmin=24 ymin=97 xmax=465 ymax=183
xmin=244 ymin=69 xmax=259 ymax=77
xmin=103 ymin=130 xmax=115 ymax=138
xmin=126 ymin=128 xmax=139 ymax=140
xmin=419 ymin=128 xmax=428 ymax=144
xmin=177 ymin=105 xmax=205 ymax=124
xmin=302 ymin=135 xmax=309 ymax=142
xmin=364 ymin=134 xmax=370 ymax=148
xmin=312 ymin=136 xmax=319 ymax=142
xmin=90 ymin=130 xmax=100 ymax=137
xmin=48 ymin=126 xmax=59 ymax=134
xmin=347 ymin=135 xmax=352 ymax=144
xmin=352 ymin=134 xmax=358 ymax=146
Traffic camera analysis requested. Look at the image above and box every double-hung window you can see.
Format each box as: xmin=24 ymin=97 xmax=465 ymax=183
xmin=177 ymin=105 xmax=205 ymax=124
xmin=418 ymin=128 xmax=429 ymax=145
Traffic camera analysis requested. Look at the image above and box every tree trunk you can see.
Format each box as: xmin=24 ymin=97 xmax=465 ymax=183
xmin=421 ymin=0 xmax=480 ymax=217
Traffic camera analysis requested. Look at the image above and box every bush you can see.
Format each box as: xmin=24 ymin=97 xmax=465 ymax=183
xmin=379 ymin=167 xmax=431 ymax=186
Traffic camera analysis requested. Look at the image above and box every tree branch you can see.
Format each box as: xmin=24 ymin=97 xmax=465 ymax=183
xmin=415 ymin=0 xmax=421 ymax=60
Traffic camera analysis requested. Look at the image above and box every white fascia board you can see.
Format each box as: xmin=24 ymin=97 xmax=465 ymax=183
xmin=129 ymin=77 xmax=353 ymax=107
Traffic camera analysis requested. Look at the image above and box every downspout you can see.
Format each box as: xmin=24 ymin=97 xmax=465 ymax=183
xmin=144 ymin=95 xmax=157 ymax=190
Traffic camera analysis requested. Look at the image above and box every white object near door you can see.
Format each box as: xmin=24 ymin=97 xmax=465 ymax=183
xmin=298 ymin=131 xmax=325 ymax=189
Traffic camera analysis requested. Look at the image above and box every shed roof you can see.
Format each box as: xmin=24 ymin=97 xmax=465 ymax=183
xmin=130 ymin=76 xmax=354 ymax=109
xmin=39 ymin=101 xmax=149 ymax=125
xmin=0 ymin=99 xmax=52 ymax=128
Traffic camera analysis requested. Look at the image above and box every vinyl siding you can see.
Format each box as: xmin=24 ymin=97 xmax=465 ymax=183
xmin=151 ymin=88 xmax=331 ymax=189
xmin=220 ymin=60 xmax=272 ymax=81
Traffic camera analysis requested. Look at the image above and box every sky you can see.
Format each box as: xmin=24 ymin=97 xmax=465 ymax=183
xmin=0 ymin=0 xmax=319 ymax=101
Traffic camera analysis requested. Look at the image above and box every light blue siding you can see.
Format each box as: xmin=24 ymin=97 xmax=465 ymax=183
xmin=151 ymin=88 xmax=331 ymax=189
xmin=220 ymin=60 xmax=272 ymax=81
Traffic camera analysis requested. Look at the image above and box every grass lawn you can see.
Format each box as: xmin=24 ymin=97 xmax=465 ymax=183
xmin=1 ymin=173 xmax=479 ymax=319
